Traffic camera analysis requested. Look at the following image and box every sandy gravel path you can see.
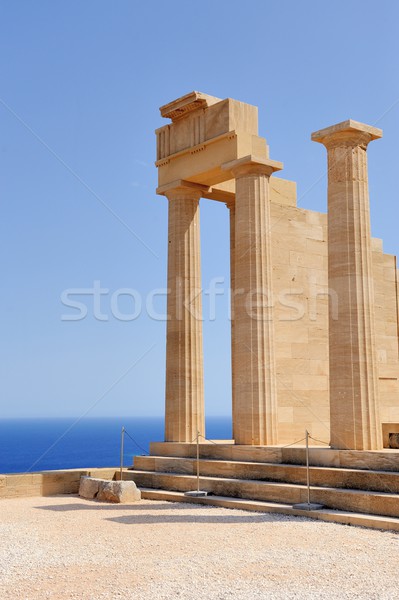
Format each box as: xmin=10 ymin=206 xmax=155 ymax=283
xmin=0 ymin=495 xmax=398 ymax=599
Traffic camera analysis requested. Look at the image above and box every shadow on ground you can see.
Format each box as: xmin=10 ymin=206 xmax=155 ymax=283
xmin=34 ymin=498 xmax=307 ymax=524
xmin=103 ymin=513 xmax=301 ymax=525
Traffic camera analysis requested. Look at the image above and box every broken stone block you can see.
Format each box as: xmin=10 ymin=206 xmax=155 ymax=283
xmin=97 ymin=480 xmax=141 ymax=503
xmin=79 ymin=476 xmax=141 ymax=503
xmin=79 ymin=476 xmax=101 ymax=499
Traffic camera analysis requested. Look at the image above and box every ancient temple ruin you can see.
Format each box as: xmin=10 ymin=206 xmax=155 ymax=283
xmin=154 ymin=91 xmax=399 ymax=451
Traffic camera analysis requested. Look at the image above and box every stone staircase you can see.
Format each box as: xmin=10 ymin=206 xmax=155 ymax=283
xmin=128 ymin=442 xmax=399 ymax=530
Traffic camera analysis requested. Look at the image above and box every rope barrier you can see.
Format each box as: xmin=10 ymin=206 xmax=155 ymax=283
xmin=198 ymin=434 xmax=220 ymax=445
xmin=281 ymin=437 xmax=307 ymax=448
xmin=197 ymin=433 xmax=309 ymax=449
xmin=123 ymin=429 xmax=150 ymax=455
xmin=308 ymin=435 xmax=330 ymax=446
xmin=122 ymin=428 xmax=328 ymax=457
xmin=121 ymin=427 xmax=328 ymax=457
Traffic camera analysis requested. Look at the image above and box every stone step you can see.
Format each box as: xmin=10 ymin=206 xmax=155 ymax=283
xmin=139 ymin=488 xmax=399 ymax=532
xmin=148 ymin=442 xmax=399 ymax=472
xmin=129 ymin=470 xmax=399 ymax=519
xmin=133 ymin=455 xmax=399 ymax=494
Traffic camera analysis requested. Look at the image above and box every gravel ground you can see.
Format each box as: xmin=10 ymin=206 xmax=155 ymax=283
xmin=0 ymin=495 xmax=398 ymax=600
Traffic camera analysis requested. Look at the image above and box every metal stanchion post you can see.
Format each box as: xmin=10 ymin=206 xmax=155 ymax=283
xmin=196 ymin=429 xmax=200 ymax=493
xmin=306 ymin=429 xmax=311 ymax=505
xmin=185 ymin=430 xmax=208 ymax=498
xmin=293 ymin=429 xmax=324 ymax=511
xmin=120 ymin=426 xmax=125 ymax=481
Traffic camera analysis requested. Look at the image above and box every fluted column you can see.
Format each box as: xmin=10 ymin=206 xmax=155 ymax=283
xmin=226 ymin=200 xmax=236 ymax=440
xmin=164 ymin=184 xmax=204 ymax=442
xmin=224 ymin=156 xmax=282 ymax=445
xmin=312 ymin=120 xmax=383 ymax=450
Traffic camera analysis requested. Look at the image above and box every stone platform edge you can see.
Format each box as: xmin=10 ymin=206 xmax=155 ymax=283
xmin=0 ymin=467 xmax=122 ymax=499
xmin=140 ymin=488 xmax=399 ymax=532
xmin=148 ymin=442 xmax=399 ymax=471
xmin=3 ymin=467 xmax=399 ymax=533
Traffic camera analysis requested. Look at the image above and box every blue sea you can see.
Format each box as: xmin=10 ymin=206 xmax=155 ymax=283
xmin=0 ymin=417 xmax=232 ymax=474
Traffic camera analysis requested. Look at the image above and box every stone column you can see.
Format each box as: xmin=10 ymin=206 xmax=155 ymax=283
xmin=224 ymin=156 xmax=282 ymax=445
xmin=226 ymin=200 xmax=236 ymax=440
xmin=312 ymin=120 xmax=383 ymax=450
xmin=164 ymin=183 xmax=205 ymax=442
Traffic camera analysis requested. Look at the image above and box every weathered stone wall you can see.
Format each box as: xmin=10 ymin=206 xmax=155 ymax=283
xmin=373 ymin=247 xmax=399 ymax=424
xmin=0 ymin=468 xmax=118 ymax=499
xmin=269 ymin=178 xmax=399 ymax=445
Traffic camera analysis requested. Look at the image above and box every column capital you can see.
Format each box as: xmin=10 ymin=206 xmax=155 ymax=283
xmin=311 ymin=119 xmax=382 ymax=149
xmin=157 ymin=179 xmax=209 ymax=201
xmin=222 ymin=155 xmax=283 ymax=179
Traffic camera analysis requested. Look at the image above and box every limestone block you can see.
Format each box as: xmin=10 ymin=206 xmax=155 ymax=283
xmin=288 ymin=207 xmax=307 ymax=224
xmin=0 ymin=485 xmax=41 ymax=498
xmin=277 ymin=357 xmax=309 ymax=375
xmin=382 ymin=267 xmax=396 ymax=284
xmin=42 ymin=482 xmax=69 ymax=496
xmin=292 ymin=374 xmax=328 ymax=391
xmin=307 ymin=344 xmax=328 ymax=361
xmin=308 ymin=359 xmax=328 ymax=376
xmin=389 ymin=408 xmax=399 ymax=421
xmin=79 ymin=476 xmax=101 ymax=499
xmin=276 ymin=372 xmax=293 ymax=391
xmin=278 ymin=390 xmax=306 ymax=407
xmin=97 ymin=480 xmax=141 ymax=503
xmin=378 ymin=253 xmax=395 ymax=268
xmin=305 ymin=226 xmax=325 ymax=242
xmin=79 ymin=477 xmax=141 ymax=503
xmin=290 ymin=343 xmax=310 ymax=359
xmin=372 ymin=237 xmax=383 ymax=252
xmin=275 ymin=342 xmax=292 ymax=358
xmin=306 ymin=238 xmax=327 ymax=256
xmin=6 ymin=474 xmax=36 ymax=486
xmin=378 ymin=363 xmax=399 ymax=378
xmin=376 ymin=349 xmax=387 ymax=366
xmin=278 ymin=407 xmax=294 ymax=423
xmin=306 ymin=210 xmax=326 ymax=226
xmin=270 ymin=177 xmax=297 ymax=207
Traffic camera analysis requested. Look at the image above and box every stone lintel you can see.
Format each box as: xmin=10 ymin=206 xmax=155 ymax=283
xmin=156 ymin=179 xmax=210 ymax=198
xmin=202 ymin=177 xmax=297 ymax=207
xmin=222 ymin=155 xmax=283 ymax=178
xmin=160 ymin=91 xmax=222 ymax=122
xmin=311 ymin=119 xmax=383 ymax=146
xmin=203 ymin=187 xmax=235 ymax=204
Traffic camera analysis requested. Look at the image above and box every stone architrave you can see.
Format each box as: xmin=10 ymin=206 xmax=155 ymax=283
xmin=160 ymin=181 xmax=206 ymax=443
xmin=223 ymin=155 xmax=283 ymax=445
xmin=312 ymin=120 xmax=383 ymax=450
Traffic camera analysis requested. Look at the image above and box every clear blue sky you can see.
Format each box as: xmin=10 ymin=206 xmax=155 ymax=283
xmin=1 ymin=0 xmax=398 ymax=418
